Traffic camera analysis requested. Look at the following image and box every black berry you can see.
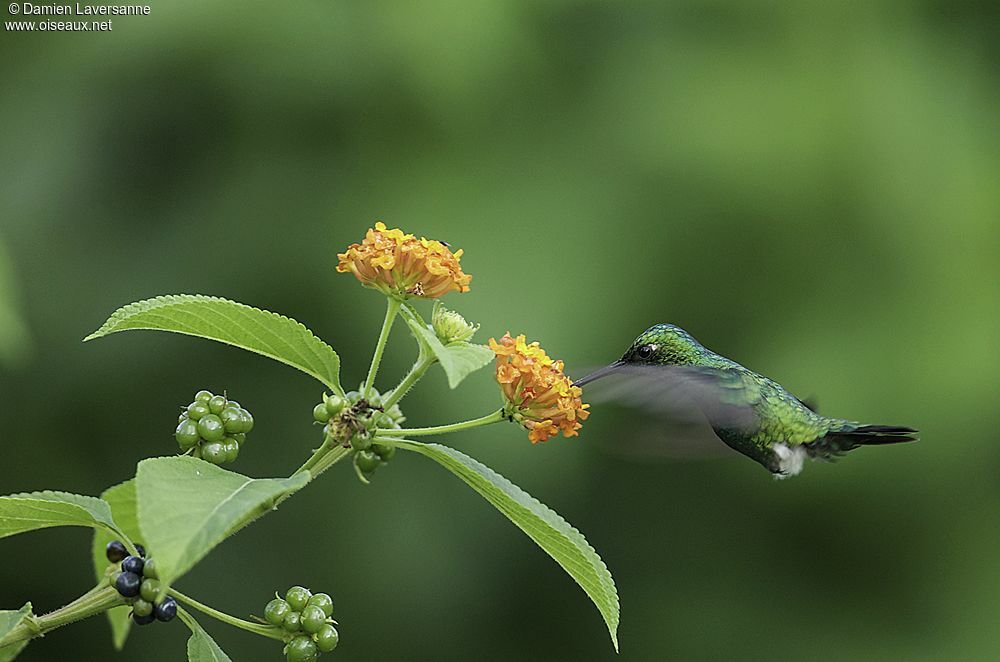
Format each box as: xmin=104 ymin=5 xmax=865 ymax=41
xmin=105 ymin=540 xmax=127 ymax=563
xmin=132 ymin=610 xmax=156 ymax=625
xmin=115 ymin=571 xmax=142 ymax=598
xmin=121 ymin=555 xmax=144 ymax=575
xmin=135 ymin=544 xmax=147 ymax=557
xmin=155 ymin=597 xmax=178 ymax=622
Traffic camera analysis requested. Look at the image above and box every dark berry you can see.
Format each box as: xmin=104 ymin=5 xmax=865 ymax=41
xmin=299 ymin=605 xmax=326 ymax=634
xmin=356 ymin=450 xmax=380 ymax=473
xmin=132 ymin=599 xmax=153 ymax=617
xmin=155 ymin=597 xmax=177 ymax=622
xmin=197 ymin=414 xmax=225 ymax=442
xmin=285 ymin=586 xmax=311 ymax=611
xmin=140 ymin=578 xmax=161 ymax=602
xmin=135 ymin=544 xmax=146 ymax=557
xmin=306 ymin=593 xmax=333 ymax=617
xmin=314 ymin=624 xmax=339 ymax=653
xmin=132 ymin=610 xmax=156 ymax=625
xmin=286 ymin=635 xmax=318 ymax=662
xmin=175 ymin=419 xmax=200 ymax=449
xmin=264 ymin=598 xmax=291 ymax=626
xmin=105 ymin=540 xmax=127 ymax=563
xmin=121 ymin=555 xmax=144 ymax=575
xmin=201 ymin=441 xmax=227 ymax=465
xmin=282 ymin=610 xmax=302 ymax=633
xmin=115 ymin=571 xmax=141 ymax=598
xmin=208 ymin=395 xmax=228 ymax=414
xmin=194 ymin=390 xmax=213 ymax=403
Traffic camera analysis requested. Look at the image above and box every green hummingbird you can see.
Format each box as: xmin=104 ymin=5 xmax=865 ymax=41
xmin=575 ymin=324 xmax=917 ymax=478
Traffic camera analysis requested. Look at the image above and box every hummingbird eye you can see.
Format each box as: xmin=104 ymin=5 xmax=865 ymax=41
xmin=635 ymin=344 xmax=655 ymax=360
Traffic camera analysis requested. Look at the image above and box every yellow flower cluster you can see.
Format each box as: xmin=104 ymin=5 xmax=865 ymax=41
xmin=489 ymin=333 xmax=590 ymax=443
xmin=336 ymin=222 xmax=472 ymax=299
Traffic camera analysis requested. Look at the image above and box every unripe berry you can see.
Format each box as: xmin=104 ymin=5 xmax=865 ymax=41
xmin=220 ymin=407 xmax=245 ymax=433
xmin=283 ymin=610 xmax=302 ymax=633
xmin=239 ymin=408 xmax=254 ymax=432
xmin=223 ymin=437 xmax=240 ymax=463
xmin=356 ymin=450 xmax=380 ymax=473
xmin=300 ymin=605 xmax=326 ymax=634
xmin=373 ymin=441 xmax=396 ymax=461
xmin=325 ymin=394 xmax=345 ymax=416
xmin=285 ymin=586 xmax=311 ymax=611
xmin=314 ymin=624 xmax=339 ymax=653
xmin=194 ymin=390 xmax=213 ymax=403
xmin=201 ymin=441 xmax=227 ymax=465
xmin=175 ymin=419 xmax=200 ymax=450
xmin=208 ymin=395 xmax=228 ymax=414
xmin=350 ymin=434 xmax=372 ymax=452
xmin=313 ymin=403 xmax=331 ymax=423
xmin=142 ymin=558 xmax=158 ymax=579
xmin=132 ymin=599 xmax=153 ymax=618
xmin=187 ymin=402 xmax=210 ymax=420
xmin=197 ymin=414 xmax=226 ymax=442
xmin=286 ymin=635 xmax=318 ymax=662
xmin=264 ymin=598 xmax=291 ymax=626
xmin=306 ymin=593 xmax=333 ymax=617
xmin=115 ymin=571 xmax=141 ymax=598
xmin=139 ymin=578 xmax=161 ymax=603
xmin=105 ymin=540 xmax=127 ymax=563
xmin=155 ymin=597 xmax=178 ymax=622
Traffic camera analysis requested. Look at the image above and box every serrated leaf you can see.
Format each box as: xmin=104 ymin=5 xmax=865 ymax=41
xmin=85 ymin=294 xmax=343 ymax=393
xmin=178 ymin=608 xmax=232 ymax=662
xmin=405 ymin=317 xmax=494 ymax=389
xmin=136 ymin=457 xmax=310 ymax=594
xmin=91 ymin=480 xmax=140 ymax=650
xmin=0 ymin=603 xmax=32 ymax=661
xmin=0 ymin=490 xmax=119 ymax=539
xmin=396 ymin=441 xmax=620 ymax=650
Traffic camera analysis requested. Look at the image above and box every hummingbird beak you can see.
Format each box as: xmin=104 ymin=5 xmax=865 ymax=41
xmin=573 ymin=360 xmax=625 ymax=387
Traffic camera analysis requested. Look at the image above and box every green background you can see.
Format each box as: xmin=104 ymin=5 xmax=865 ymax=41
xmin=2 ymin=1 xmax=999 ymax=660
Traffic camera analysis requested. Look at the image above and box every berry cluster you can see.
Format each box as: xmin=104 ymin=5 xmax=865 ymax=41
xmin=106 ymin=540 xmax=177 ymax=625
xmin=312 ymin=387 xmax=402 ymax=479
xmin=174 ymin=390 xmax=254 ymax=465
xmin=264 ymin=586 xmax=339 ymax=662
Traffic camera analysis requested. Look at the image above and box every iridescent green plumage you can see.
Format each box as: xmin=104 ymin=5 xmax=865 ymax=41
xmin=577 ymin=324 xmax=917 ymax=477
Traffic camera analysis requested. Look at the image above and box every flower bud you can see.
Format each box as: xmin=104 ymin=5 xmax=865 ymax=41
xmin=431 ymin=301 xmax=479 ymax=344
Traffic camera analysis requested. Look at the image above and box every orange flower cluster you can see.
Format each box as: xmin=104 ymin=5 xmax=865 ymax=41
xmin=489 ymin=333 xmax=590 ymax=443
xmin=336 ymin=222 xmax=472 ymax=299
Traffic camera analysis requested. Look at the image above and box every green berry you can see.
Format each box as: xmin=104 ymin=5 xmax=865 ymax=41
xmin=223 ymin=437 xmax=240 ymax=463
xmin=350 ymin=434 xmax=372 ymax=452
xmin=208 ymin=395 xmax=228 ymax=414
xmin=313 ymin=403 xmax=331 ymax=423
xmin=299 ymin=605 xmax=326 ymax=634
xmin=325 ymin=394 xmax=345 ymax=416
xmin=373 ymin=441 xmax=396 ymax=461
xmin=314 ymin=624 xmax=339 ymax=653
xmin=286 ymin=635 xmax=318 ymax=662
xmin=195 ymin=390 xmax=214 ymax=402
xmin=367 ymin=392 xmax=383 ymax=407
xmin=132 ymin=599 xmax=153 ymax=618
xmin=187 ymin=402 xmax=210 ymax=420
xmin=239 ymin=408 xmax=254 ymax=432
xmin=197 ymin=414 xmax=225 ymax=442
xmin=108 ymin=570 xmax=121 ymax=589
xmin=282 ymin=610 xmax=302 ymax=633
xmin=264 ymin=598 xmax=291 ymax=626
xmin=356 ymin=450 xmax=380 ymax=473
xmin=232 ymin=432 xmax=246 ymax=444
xmin=142 ymin=558 xmax=158 ymax=579
xmin=175 ymin=419 xmax=200 ymax=449
xmin=139 ymin=578 xmax=161 ymax=602
xmin=201 ymin=441 xmax=227 ymax=464
xmin=178 ymin=412 xmax=188 ymax=423
xmin=285 ymin=586 xmax=311 ymax=611
xmin=220 ymin=407 xmax=245 ymax=433
xmin=306 ymin=593 xmax=333 ymax=617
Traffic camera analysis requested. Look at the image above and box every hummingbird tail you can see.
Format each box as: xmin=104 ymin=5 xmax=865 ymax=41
xmin=807 ymin=424 xmax=918 ymax=459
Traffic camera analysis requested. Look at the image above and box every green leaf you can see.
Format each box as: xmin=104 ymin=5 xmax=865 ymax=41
xmin=0 ymin=603 xmax=32 ymax=661
xmin=0 ymin=490 xmax=119 ymax=539
xmin=136 ymin=457 xmax=310 ymax=593
xmin=91 ymin=480 xmax=140 ymax=650
xmin=395 ymin=441 xmax=620 ymax=650
xmin=405 ymin=316 xmax=494 ymax=389
xmin=178 ymin=608 xmax=232 ymax=662
xmin=85 ymin=294 xmax=343 ymax=394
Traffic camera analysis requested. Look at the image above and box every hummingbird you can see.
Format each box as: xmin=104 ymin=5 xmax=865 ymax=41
xmin=575 ymin=324 xmax=917 ymax=478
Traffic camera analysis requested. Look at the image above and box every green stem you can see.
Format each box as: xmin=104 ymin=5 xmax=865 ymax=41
xmin=306 ymin=444 xmax=351 ymax=478
xmin=0 ymin=584 xmax=124 ymax=648
xmin=168 ymin=588 xmax=286 ymax=642
xmin=383 ymin=351 xmax=435 ymax=409
xmin=378 ymin=409 xmax=505 ymax=437
xmin=364 ymin=297 xmax=401 ymax=400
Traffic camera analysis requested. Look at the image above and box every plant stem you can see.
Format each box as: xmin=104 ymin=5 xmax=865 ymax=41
xmin=168 ymin=588 xmax=286 ymax=642
xmin=306 ymin=444 xmax=351 ymax=478
xmin=383 ymin=351 xmax=435 ymax=409
xmin=364 ymin=297 xmax=401 ymax=399
xmin=0 ymin=584 xmax=124 ymax=648
xmin=378 ymin=409 xmax=505 ymax=437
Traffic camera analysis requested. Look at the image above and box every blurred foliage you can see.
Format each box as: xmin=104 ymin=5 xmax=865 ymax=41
xmin=1 ymin=1 xmax=999 ymax=660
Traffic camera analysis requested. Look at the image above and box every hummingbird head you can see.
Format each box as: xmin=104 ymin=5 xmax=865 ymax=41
xmin=619 ymin=323 xmax=703 ymax=366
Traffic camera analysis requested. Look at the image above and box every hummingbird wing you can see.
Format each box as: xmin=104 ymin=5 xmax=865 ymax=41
xmin=576 ymin=364 xmax=760 ymax=430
